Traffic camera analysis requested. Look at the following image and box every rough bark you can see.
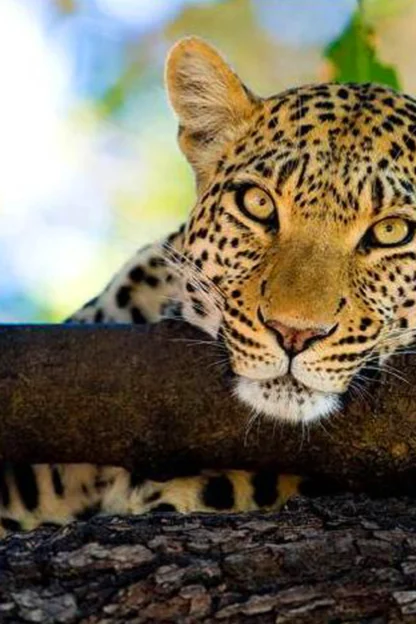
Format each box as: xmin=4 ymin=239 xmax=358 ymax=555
xmin=0 ymin=495 xmax=415 ymax=623
xmin=0 ymin=322 xmax=415 ymax=493
xmin=1 ymin=325 xmax=416 ymax=621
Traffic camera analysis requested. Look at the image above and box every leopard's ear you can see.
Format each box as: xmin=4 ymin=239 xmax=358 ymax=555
xmin=165 ymin=37 xmax=258 ymax=187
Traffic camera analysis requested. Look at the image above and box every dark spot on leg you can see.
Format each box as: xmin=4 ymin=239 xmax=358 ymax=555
xmin=145 ymin=275 xmax=159 ymax=288
xmin=76 ymin=503 xmax=101 ymax=521
xmin=150 ymin=503 xmax=177 ymax=513
xmin=1 ymin=517 xmax=22 ymax=532
xmin=251 ymin=469 xmax=278 ymax=507
xmin=116 ymin=285 xmax=131 ymax=308
xmin=129 ymin=266 xmax=145 ymax=282
xmin=94 ymin=472 xmax=110 ymax=491
xmin=144 ymin=491 xmax=162 ymax=504
xmin=131 ymin=306 xmax=147 ymax=324
xmin=129 ymin=471 xmax=145 ymax=489
xmin=13 ymin=464 xmax=39 ymax=511
xmin=51 ymin=466 xmax=64 ymax=497
xmin=202 ymin=475 xmax=234 ymax=510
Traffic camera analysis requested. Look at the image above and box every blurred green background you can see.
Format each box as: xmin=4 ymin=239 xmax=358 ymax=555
xmin=0 ymin=0 xmax=414 ymax=321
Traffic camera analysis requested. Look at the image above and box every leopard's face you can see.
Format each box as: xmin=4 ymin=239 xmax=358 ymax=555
xmin=166 ymin=38 xmax=416 ymax=423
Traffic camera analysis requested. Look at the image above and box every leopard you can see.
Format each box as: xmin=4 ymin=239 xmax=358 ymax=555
xmin=2 ymin=36 xmax=416 ymax=536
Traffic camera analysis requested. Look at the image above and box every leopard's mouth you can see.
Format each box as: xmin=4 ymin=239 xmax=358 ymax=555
xmin=217 ymin=324 xmax=348 ymax=400
xmin=234 ymin=374 xmax=341 ymax=423
xmin=238 ymin=371 xmax=307 ymax=389
xmin=234 ymin=362 xmax=327 ymax=392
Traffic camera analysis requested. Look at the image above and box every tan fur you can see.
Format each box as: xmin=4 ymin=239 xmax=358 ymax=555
xmin=166 ymin=37 xmax=258 ymax=186
xmin=262 ymin=238 xmax=347 ymax=331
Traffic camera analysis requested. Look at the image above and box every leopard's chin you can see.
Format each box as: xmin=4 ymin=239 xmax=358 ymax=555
xmin=234 ymin=374 xmax=341 ymax=424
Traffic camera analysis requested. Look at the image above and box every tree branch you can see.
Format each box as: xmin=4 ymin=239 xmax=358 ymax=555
xmin=0 ymin=322 xmax=415 ymax=493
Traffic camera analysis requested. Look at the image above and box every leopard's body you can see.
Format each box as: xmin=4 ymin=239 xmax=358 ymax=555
xmin=3 ymin=37 xmax=416 ymax=535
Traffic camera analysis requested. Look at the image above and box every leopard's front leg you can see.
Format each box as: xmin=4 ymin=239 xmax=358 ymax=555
xmin=67 ymin=227 xmax=185 ymax=325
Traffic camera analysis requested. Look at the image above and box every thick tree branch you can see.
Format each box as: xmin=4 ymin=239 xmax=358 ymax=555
xmin=0 ymin=322 xmax=415 ymax=493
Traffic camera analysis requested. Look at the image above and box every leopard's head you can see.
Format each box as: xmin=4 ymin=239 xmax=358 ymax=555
xmin=166 ymin=37 xmax=416 ymax=423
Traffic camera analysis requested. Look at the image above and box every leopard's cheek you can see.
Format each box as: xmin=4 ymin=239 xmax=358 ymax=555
xmin=180 ymin=292 xmax=223 ymax=338
xmin=225 ymin=336 xmax=288 ymax=381
xmin=397 ymin=300 xmax=416 ymax=329
xmin=352 ymin=262 xmax=416 ymax=358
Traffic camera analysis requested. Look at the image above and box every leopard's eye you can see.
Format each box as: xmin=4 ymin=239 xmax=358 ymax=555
xmin=235 ymin=185 xmax=276 ymax=225
xmin=369 ymin=217 xmax=412 ymax=247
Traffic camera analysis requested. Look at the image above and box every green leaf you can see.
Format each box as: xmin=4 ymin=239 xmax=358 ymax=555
xmin=324 ymin=10 xmax=400 ymax=89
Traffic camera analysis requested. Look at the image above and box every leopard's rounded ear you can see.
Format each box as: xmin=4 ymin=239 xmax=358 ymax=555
xmin=165 ymin=37 xmax=258 ymax=186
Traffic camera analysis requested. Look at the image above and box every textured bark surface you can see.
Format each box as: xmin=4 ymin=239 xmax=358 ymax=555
xmin=1 ymin=325 xmax=416 ymax=621
xmin=0 ymin=322 xmax=415 ymax=493
xmin=0 ymin=495 xmax=415 ymax=623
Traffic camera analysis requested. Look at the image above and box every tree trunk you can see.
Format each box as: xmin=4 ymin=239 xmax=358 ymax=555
xmin=0 ymin=323 xmax=415 ymax=493
xmin=0 ymin=495 xmax=415 ymax=623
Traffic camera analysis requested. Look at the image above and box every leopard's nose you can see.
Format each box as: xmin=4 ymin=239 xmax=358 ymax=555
xmin=265 ymin=318 xmax=335 ymax=355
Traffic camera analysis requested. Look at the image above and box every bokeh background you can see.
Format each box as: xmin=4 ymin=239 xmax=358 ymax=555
xmin=0 ymin=0 xmax=414 ymax=321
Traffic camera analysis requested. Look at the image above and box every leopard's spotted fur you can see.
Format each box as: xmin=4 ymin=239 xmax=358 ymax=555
xmin=3 ymin=37 xmax=416 ymax=535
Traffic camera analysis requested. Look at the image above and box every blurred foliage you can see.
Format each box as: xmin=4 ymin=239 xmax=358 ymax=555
xmin=360 ymin=0 xmax=413 ymax=21
xmin=325 ymin=1 xmax=400 ymax=87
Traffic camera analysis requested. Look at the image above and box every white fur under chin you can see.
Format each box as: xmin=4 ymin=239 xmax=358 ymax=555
xmin=235 ymin=376 xmax=341 ymax=424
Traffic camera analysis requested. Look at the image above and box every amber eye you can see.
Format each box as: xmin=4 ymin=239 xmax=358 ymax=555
xmin=369 ymin=217 xmax=413 ymax=247
xmin=234 ymin=184 xmax=277 ymax=225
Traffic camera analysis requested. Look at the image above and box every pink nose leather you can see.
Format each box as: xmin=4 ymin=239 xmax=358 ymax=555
xmin=266 ymin=319 xmax=330 ymax=354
